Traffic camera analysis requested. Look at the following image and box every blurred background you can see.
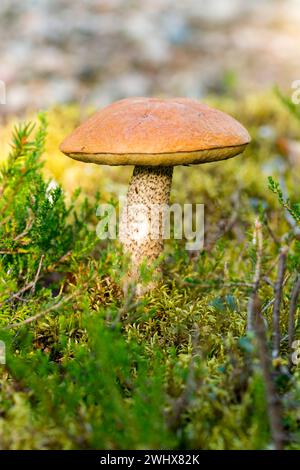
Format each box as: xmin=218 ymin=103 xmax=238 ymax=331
xmin=1 ymin=0 xmax=300 ymax=117
xmin=1 ymin=0 xmax=300 ymax=203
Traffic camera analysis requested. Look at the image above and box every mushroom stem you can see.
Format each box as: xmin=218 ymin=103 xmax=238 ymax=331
xmin=120 ymin=165 xmax=173 ymax=294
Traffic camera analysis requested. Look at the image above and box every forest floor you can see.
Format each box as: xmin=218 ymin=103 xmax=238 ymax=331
xmin=0 ymin=90 xmax=300 ymax=449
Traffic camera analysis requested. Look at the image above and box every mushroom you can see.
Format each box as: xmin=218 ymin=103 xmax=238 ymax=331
xmin=60 ymin=97 xmax=250 ymax=294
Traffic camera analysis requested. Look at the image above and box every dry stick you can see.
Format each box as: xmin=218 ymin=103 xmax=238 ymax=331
xmin=288 ymin=274 xmax=300 ymax=367
xmin=261 ymin=274 xmax=290 ymax=315
xmin=0 ymin=281 xmax=35 ymax=309
xmin=272 ymin=246 xmax=288 ymax=358
xmin=247 ymin=219 xmax=263 ymax=332
xmin=30 ymin=254 xmax=44 ymax=295
xmin=4 ymin=293 xmax=76 ymax=330
xmin=253 ymin=294 xmax=285 ymax=450
xmin=0 ymin=251 xmax=73 ymax=309
xmin=47 ymin=250 xmax=72 ymax=272
xmin=0 ymin=255 xmax=44 ymax=309
xmin=262 ymin=276 xmax=274 ymax=288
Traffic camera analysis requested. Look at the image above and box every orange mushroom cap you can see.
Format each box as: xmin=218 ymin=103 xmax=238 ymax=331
xmin=60 ymin=97 xmax=250 ymax=166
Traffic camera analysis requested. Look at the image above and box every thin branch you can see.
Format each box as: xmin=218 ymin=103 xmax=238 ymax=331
xmin=46 ymin=250 xmax=72 ymax=272
xmin=30 ymin=254 xmax=44 ymax=295
xmin=272 ymin=246 xmax=288 ymax=358
xmin=247 ymin=219 xmax=263 ymax=332
xmin=262 ymin=276 xmax=274 ymax=288
xmin=0 ymin=251 xmax=71 ymax=309
xmin=0 ymin=281 xmax=36 ymax=309
xmin=288 ymin=274 xmax=300 ymax=367
xmin=253 ymin=294 xmax=285 ymax=450
xmin=4 ymin=293 xmax=76 ymax=330
xmin=261 ymin=274 xmax=290 ymax=315
xmin=0 ymin=257 xmax=44 ymax=309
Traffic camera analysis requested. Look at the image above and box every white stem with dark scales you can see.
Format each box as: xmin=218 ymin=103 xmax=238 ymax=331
xmin=120 ymin=165 xmax=173 ymax=294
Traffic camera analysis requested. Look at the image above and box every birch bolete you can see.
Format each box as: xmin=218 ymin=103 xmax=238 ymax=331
xmin=60 ymin=97 xmax=250 ymax=293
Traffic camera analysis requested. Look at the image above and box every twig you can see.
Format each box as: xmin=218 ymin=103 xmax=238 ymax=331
xmin=0 ymin=281 xmax=36 ymax=309
xmin=14 ymin=294 xmax=29 ymax=303
xmin=30 ymin=254 xmax=44 ymax=294
xmin=247 ymin=219 xmax=263 ymax=332
xmin=46 ymin=251 xmax=72 ymax=272
xmin=253 ymin=294 xmax=285 ymax=450
xmin=261 ymin=274 xmax=290 ymax=315
xmin=0 ymin=251 xmax=72 ymax=309
xmin=0 ymin=257 xmax=44 ymax=309
xmin=4 ymin=293 xmax=76 ymax=330
xmin=262 ymin=298 xmax=275 ymax=314
xmin=262 ymin=276 xmax=274 ymax=288
xmin=288 ymin=274 xmax=300 ymax=367
xmin=272 ymin=246 xmax=288 ymax=358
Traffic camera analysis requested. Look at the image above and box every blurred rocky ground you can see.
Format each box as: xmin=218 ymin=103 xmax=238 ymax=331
xmin=0 ymin=0 xmax=300 ymax=117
